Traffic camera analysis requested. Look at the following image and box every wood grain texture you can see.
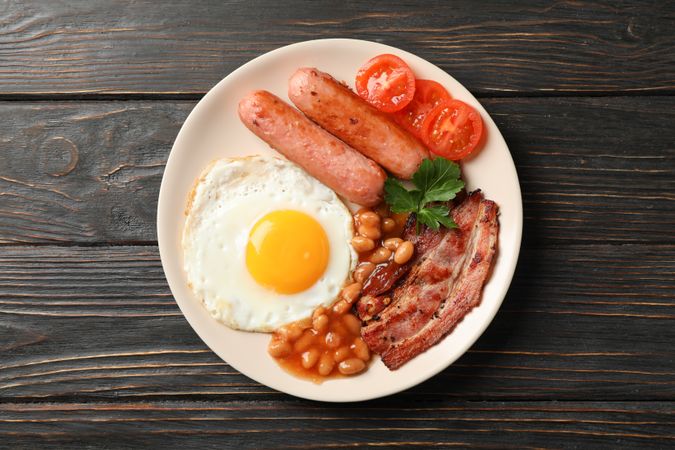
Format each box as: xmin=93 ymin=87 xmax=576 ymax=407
xmin=1 ymin=401 xmax=674 ymax=449
xmin=0 ymin=244 xmax=672 ymax=401
xmin=0 ymin=0 xmax=673 ymax=96
xmin=0 ymin=101 xmax=190 ymax=243
xmin=0 ymin=96 xmax=673 ymax=244
xmin=2 ymin=2 xmax=675 ymax=448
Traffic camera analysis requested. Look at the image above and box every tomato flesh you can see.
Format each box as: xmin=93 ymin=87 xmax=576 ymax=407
xmin=355 ymin=54 xmax=415 ymax=113
xmin=394 ymin=79 xmax=451 ymax=137
xmin=420 ymin=99 xmax=484 ymax=160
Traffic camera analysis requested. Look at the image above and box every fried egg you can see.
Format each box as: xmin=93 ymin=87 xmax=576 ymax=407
xmin=182 ymin=156 xmax=356 ymax=332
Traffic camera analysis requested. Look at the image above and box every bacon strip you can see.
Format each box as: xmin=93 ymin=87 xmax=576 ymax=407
xmin=360 ymin=191 xmax=499 ymax=369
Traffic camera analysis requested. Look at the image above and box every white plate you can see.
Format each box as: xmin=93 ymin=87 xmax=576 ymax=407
xmin=157 ymin=38 xmax=522 ymax=402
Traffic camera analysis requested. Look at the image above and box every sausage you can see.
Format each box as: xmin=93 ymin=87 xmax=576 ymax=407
xmin=288 ymin=68 xmax=429 ymax=180
xmin=238 ymin=90 xmax=386 ymax=206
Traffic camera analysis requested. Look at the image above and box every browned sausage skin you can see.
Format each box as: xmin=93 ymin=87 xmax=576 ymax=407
xmin=288 ymin=68 xmax=429 ymax=180
xmin=238 ymin=90 xmax=386 ymax=206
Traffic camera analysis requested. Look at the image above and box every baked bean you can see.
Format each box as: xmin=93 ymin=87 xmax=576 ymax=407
xmin=394 ymin=241 xmax=414 ymax=264
xmin=353 ymin=262 xmax=376 ymax=283
xmin=358 ymin=224 xmax=381 ymax=240
xmin=355 ymin=207 xmax=371 ymax=218
xmin=334 ymin=345 xmax=351 ymax=363
xmin=340 ymin=282 xmax=362 ymax=304
xmin=369 ymin=247 xmax=392 ymax=264
xmin=277 ymin=323 xmax=303 ymax=342
xmin=332 ymin=299 xmax=351 ymax=315
xmin=351 ymin=337 xmax=370 ymax=361
xmin=383 ymin=237 xmax=403 ymax=251
xmin=331 ymin=321 xmax=348 ymax=338
xmin=325 ymin=331 xmax=342 ymax=349
xmin=268 ymin=339 xmax=292 ymax=358
xmin=318 ymin=352 xmax=335 ymax=376
xmin=294 ymin=330 xmax=315 ymax=352
xmin=351 ymin=236 xmax=375 ymax=253
xmin=382 ymin=218 xmax=396 ymax=233
xmin=312 ymin=313 xmax=329 ymax=333
xmin=342 ymin=314 xmax=361 ymax=335
xmin=338 ymin=358 xmax=366 ymax=375
xmin=296 ymin=317 xmax=312 ymax=330
xmin=359 ymin=211 xmax=381 ymax=228
xmin=301 ymin=348 xmax=320 ymax=369
xmin=312 ymin=306 xmax=326 ymax=319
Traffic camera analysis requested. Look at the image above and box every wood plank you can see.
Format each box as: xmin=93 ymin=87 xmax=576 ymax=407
xmin=0 ymin=244 xmax=673 ymax=401
xmin=0 ymin=97 xmax=673 ymax=245
xmin=0 ymin=1 xmax=673 ymax=96
xmin=0 ymin=101 xmax=189 ymax=244
xmin=492 ymin=96 xmax=675 ymax=246
xmin=1 ymin=401 xmax=674 ymax=449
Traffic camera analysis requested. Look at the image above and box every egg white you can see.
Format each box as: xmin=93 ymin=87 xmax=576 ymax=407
xmin=182 ymin=155 xmax=356 ymax=332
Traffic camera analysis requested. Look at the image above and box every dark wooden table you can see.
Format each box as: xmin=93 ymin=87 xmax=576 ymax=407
xmin=1 ymin=1 xmax=674 ymax=448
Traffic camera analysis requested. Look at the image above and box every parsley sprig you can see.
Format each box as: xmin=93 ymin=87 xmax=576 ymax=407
xmin=384 ymin=158 xmax=464 ymax=231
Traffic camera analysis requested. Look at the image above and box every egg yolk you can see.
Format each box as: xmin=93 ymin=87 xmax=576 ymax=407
xmin=246 ymin=210 xmax=330 ymax=294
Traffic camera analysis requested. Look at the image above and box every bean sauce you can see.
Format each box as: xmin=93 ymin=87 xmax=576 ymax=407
xmin=268 ymin=304 xmax=369 ymax=383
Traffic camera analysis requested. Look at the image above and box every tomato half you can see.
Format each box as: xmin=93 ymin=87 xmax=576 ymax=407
xmin=420 ymin=99 xmax=484 ymax=160
xmin=393 ymin=79 xmax=451 ymax=137
xmin=355 ymin=54 xmax=416 ymax=113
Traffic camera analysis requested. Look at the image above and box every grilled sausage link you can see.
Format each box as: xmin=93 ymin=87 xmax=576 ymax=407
xmin=238 ymin=90 xmax=386 ymax=206
xmin=288 ymin=68 xmax=429 ymax=179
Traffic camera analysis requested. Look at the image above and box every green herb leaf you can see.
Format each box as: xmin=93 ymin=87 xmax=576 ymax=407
xmin=384 ymin=178 xmax=419 ymax=213
xmin=412 ymin=158 xmax=464 ymax=205
xmin=383 ymin=157 xmax=463 ymax=232
xmin=416 ymin=204 xmax=458 ymax=230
